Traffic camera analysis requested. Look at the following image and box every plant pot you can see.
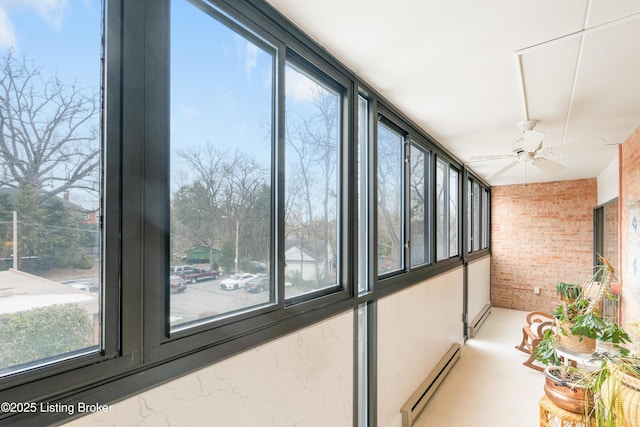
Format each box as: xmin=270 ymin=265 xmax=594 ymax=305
xmin=557 ymin=321 xmax=596 ymax=354
xmin=544 ymin=366 xmax=593 ymax=414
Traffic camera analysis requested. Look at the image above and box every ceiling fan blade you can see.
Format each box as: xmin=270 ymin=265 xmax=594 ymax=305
xmin=543 ymin=138 xmax=614 ymax=156
xmin=522 ymin=129 xmax=545 ymax=149
xmin=532 ymin=157 xmax=565 ymax=174
xmin=485 ymin=160 xmax=519 ymax=180
xmin=467 ymin=154 xmax=514 ymax=163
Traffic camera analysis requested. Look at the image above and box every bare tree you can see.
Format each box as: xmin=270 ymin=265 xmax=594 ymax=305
xmin=286 ymin=86 xmax=338 ymax=285
xmin=172 ymin=144 xmax=270 ymax=269
xmin=0 ymin=51 xmax=99 ymax=196
xmin=376 ymin=124 xmax=402 ymax=270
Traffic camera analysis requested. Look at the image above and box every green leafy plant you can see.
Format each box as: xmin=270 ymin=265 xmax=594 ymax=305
xmin=0 ymin=304 xmax=94 ymax=371
xmin=536 ymin=255 xmax=630 ymax=365
xmin=535 ymin=330 xmax=560 ymax=366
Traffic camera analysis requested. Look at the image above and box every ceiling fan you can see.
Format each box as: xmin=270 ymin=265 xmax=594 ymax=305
xmin=468 ymin=120 xmax=611 ymax=180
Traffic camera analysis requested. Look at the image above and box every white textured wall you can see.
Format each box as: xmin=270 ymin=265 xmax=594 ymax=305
xmin=377 ymin=268 xmax=465 ymax=427
xmin=467 ymin=256 xmax=491 ymax=325
xmin=66 ymin=311 xmax=354 ymax=427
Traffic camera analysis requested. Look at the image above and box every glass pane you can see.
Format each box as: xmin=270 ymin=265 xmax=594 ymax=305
xmin=170 ymin=0 xmax=274 ymax=328
xmin=449 ymin=168 xmax=459 ymax=257
xmin=482 ymin=188 xmax=489 ymax=249
xmin=0 ymin=1 xmax=102 ymax=374
xmin=473 ymin=182 xmax=480 ymax=251
xmin=376 ymin=122 xmax=403 ymax=275
xmin=467 ymin=179 xmax=473 ymax=253
xmin=435 ymin=158 xmax=447 ymax=261
xmin=284 ymin=63 xmax=339 ymax=298
xmin=410 ymin=145 xmax=428 ymax=267
xmin=357 ymin=96 xmax=368 ymax=293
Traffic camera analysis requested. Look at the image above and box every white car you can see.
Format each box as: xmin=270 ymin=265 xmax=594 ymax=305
xmin=219 ymin=273 xmax=256 ymax=290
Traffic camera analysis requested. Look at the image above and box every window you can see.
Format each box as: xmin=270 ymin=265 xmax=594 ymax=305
xmin=170 ymin=0 xmax=275 ymax=328
xmin=376 ymin=121 xmax=404 ymax=275
xmin=449 ymin=167 xmax=459 ymax=257
xmin=410 ymin=144 xmax=431 ymax=267
xmin=473 ymin=181 xmax=481 ymax=251
xmin=284 ymin=62 xmax=341 ymax=299
xmin=467 ymin=178 xmax=489 ymax=254
xmin=357 ymin=95 xmax=370 ymax=294
xmin=0 ymin=1 xmax=102 ymax=376
xmin=436 ymin=158 xmax=459 ymax=260
xmin=467 ymin=178 xmax=473 ymax=253
xmin=482 ymin=187 xmax=490 ymax=249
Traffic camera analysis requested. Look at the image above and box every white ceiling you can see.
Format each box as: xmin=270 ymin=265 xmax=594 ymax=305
xmin=266 ymin=0 xmax=640 ymax=186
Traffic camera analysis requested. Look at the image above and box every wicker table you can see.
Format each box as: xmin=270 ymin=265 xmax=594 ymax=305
xmin=539 ymin=395 xmax=595 ymax=427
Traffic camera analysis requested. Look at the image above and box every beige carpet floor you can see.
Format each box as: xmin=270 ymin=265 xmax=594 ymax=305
xmin=413 ymin=307 xmax=546 ymax=427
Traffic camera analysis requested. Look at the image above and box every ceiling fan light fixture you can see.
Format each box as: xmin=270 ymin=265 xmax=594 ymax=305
xmin=517 ymin=119 xmax=537 ymax=132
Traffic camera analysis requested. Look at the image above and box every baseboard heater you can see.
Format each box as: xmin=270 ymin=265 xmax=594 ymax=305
xmin=400 ymin=343 xmax=462 ymax=427
xmin=467 ymin=303 xmax=491 ymax=338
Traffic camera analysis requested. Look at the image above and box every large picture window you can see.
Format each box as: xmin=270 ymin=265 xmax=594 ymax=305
xmin=0 ymin=1 xmax=102 ymax=376
xmin=467 ymin=177 xmax=489 ymax=253
xmin=376 ymin=121 xmax=404 ymax=275
xmin=410 ymin=144 xmax=430 ymax=267
xmin=170 ymin=0 xmax=275 ymax=328
xmin=284 ymin=62 xmax=340 ymax=299
xmin=436 ymin=158 xmax=459 ymax=260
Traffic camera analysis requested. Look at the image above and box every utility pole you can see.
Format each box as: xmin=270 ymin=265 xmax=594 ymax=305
xmin=13 ymin=210 xmax=17 ymax=270
xmin=234 ymin=219 xmax=239 ymax=274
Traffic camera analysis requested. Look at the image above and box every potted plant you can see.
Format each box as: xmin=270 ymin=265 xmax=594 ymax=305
xmin=537 ymin=255 xmax=622 ymax=359
xmin=531 ymin=256 xmax=640 ymax=424
xmin=544 ymin=365 xmax=595 ymax=414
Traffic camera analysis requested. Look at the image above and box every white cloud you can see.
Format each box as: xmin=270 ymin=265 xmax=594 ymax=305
xmin=25 ymin=0 xmax=68 ymax=30
xmin=0 ymin=8 xmax=17 ymax=49
xmin=245 ymin=42 xmax=257 ymax=78
xmin=180 ymin=104 xmax=201 ymax=121
xmin=0 ymin=0 xmax=68 ymax=47
xmin=285 ymin=67 xmax=320 ymax=103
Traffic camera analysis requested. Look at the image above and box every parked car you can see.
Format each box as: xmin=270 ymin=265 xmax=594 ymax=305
xmin=169 ymin=274 xmax=187 ymax=293
xmin=170 ymin=265 xmax=219 ymax=283
xmin=244 ymin=277 xmax=269 ymax=293
xmin=220 ymin=273 xmax=256 ymax=290
xmin=61 ymin=280 xmax=99 ymax=293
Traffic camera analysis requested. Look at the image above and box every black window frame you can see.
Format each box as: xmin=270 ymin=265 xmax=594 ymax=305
xmin=373 ymin=105 xmax=466 ymax=291
xmin=465 ymin=172 xmax=491 ymax=259
xmin=375 ymin=112 xmax=408 ymax=280
xmin=142 ymin=0 xmax=355 ymax=362
xmin=434 ymin=154 xmax=461 ymax=262
xmin=408 ymin=139 xmax=433 ymax=269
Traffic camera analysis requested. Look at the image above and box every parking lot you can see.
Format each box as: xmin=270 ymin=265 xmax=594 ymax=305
xmin=169 ymin=277 xmax=302 ymax=327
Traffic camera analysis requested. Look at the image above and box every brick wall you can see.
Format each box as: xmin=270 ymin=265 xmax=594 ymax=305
xmin=621 ymin=125 xmax=640 ymax=331
xmin=491 ymin=179 xmax=597 ymax=311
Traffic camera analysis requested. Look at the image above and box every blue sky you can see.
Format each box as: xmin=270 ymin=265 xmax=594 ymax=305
xmin=0 ymin=0 xmax=101 ymax=89
xmin=0 ymin=0 xmax=330 ymax=195
xmin=171 ymin=0 xmax=273 ymax=180
xmin=170 ymin=0 xmax=332 ymax=185
xmin=0 ymin=1 xmax=101 ymax=209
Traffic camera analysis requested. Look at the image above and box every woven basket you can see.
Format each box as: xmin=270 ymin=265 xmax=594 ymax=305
xmin=615 ymin=370 xmax=640 ymax=427
xmin=601 ymin=368 xmax=640 ymax=427
xmin=556 ymin=321 xmax=596 ymax=354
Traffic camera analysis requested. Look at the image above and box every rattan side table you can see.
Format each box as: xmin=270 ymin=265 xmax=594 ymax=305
xmin=539 ymin=395 xmax=595 ymax=427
